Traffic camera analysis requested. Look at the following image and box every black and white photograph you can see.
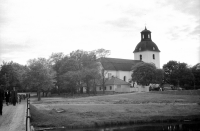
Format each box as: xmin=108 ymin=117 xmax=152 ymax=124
xmin=0 ymin=0 xmax=200 ymax=131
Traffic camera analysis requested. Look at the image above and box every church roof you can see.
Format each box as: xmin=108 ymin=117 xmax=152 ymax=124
xmin=99 ymin=57 xmax=142 ymax=71
xmin=133 ymin=41 xmax=160 ymax=53
xmin=141 ymin=27 xmax=151 ymax=33
xmin=134 ymin=27 xmax=160 ymax=53
xmin=105 ymin=77 xmax=131 ymax=85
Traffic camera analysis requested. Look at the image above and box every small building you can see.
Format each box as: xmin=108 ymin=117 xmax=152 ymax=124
xmin=96 ymin=77 xmax=131 ymax=93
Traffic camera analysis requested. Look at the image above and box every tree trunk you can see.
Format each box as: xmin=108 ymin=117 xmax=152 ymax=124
xmin=102 ymin=69 xmax=105 ymax=94
xmin=103 ymin=76 xmax=105 ymax=94
xmin=37 ymin=90 xmax=41 ymax=101
xmin=86 ymin=81 xmax=90 ymax=94
xmin=80 ymin=87 xmax=83 ymax=94
xmin=58 ymin=86 xmax=60 ymax=95
xmin=93 ymin=79 xmax=96 ymax=95
xmin=71 ymin=86 xmax=74 ymax=96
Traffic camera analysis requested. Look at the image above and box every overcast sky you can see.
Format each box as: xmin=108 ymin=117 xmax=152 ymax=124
xmin=0 ymin=0 xmax=199 ymax=67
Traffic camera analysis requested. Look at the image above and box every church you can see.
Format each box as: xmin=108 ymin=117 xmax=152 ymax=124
xmin=96 ymin=27 xmax=161 ymax=92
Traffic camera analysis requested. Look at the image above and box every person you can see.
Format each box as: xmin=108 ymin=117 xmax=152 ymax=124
xmin=11 ymin=87 xmax=17 ymax=106
xmin=0 ymin=86 xmax=4 ymax=115
xmin=5 ymin=89 xmax=10 ymax=106
xmin=18 ymin=94 xmax=21 ymax=104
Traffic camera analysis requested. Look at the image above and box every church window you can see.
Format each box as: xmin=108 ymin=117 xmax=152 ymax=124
xmin=153 ymin=54 xmax=155 ymax=59
xmin=124 ymin=76 xmax=126 ymax=81
xmin=139 ymin=48 xmax=141 ymax=51
xmin=140 ymin=55 xmax=142 ymax=60
xmin=153 ymin=47 xmax=155 ymax=50
xmin=148 ymin=34 xmax=150 ymax=38
xmin=143 ymin=35 xmax=144 ymax=39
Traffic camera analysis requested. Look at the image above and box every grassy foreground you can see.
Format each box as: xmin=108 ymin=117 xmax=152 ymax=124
xmin=30 ymin=90 xmax=200 ymax=129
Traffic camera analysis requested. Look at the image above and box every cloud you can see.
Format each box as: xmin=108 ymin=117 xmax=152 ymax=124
xmin=162 ymin=0 xmax=200 ymax=17
xmin=0 ymin=1 xmax=7 ymax=26
xmin=105 ymin=17 xmax=135 ymax=28
xmin=0 ymin=40 xmax=37 ymax=65
xmin=0 ymin=39 xmax=33 ymax=57
xmin=190 ymin=24 xmax=200 ymax=36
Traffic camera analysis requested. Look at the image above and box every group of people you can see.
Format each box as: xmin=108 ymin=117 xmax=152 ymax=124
xmin=0 ymin=87 xmax=20 ymax=116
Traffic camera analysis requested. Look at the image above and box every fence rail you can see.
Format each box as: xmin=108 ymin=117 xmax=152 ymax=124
xmin=26 ymin=94 xmax=34 ymax=131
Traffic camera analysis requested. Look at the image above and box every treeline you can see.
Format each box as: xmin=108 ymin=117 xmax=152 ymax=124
xmin=163 ymin=61 xmax=200 ymax=89
xmin=0 ymin=49 xmax=200 ymax=101
xmin=0 ymin=49 xmax=110 ymax=100
xmin=131 ymin=61 xmax=200 ymax=90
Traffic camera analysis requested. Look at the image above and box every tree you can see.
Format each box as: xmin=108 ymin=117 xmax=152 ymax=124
xmin=94 ymin=48 xmax=110 ymax=94
xmin=45 ymin=49 xmax=108 ymax=95
xmin=49 ymin=52 xmax=65 ymax=95
xmin=0 ymin=61 xmax=28 ymax=91
xmin=27 ymin=58 xmax=56 ymax=101
xmin=191 ymin=63 xmax=200 ymax=89
xmin=93 ymin=48 xmax=110 ymax=59
xmin=69 ymin=50 xmax=101 ymax=94
xmin=163 ymin=61 xmax=194 ymax=87
xmin=131 ymin=62 xmax=158 ymax=86
xmin=58 ymin=56 xmax=80 ymax=95
xmin=154 ymin=69 xmax=164 ymax=84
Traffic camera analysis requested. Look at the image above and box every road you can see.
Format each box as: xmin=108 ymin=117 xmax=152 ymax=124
xmin=0 ymin=101 xmax=26 ymax=131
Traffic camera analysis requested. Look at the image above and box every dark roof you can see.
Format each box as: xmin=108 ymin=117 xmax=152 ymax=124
xmin=141 ymin=27 xmax=151 ymax=33
xmin=99 ymin=57 xmax=142 ymax=71
xmin=133 ymin=41 xmax=160 ymax=53
xmin=134 ymin=27 xmax=160 ymax=53
xmin=105 ymin=77 xmax=131 ymax=85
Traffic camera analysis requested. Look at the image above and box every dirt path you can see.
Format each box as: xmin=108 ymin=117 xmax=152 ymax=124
xmin=0 ymin=101 xmax=26 ymax=131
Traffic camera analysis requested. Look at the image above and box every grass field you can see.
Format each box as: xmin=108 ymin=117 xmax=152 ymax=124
xmin=30 ymin=90 xmax=200 ymax=129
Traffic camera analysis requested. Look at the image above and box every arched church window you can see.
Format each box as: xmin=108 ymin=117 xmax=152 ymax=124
xmin=153 ymin=54 xmax=155 ymax=59
xmin=140 ymin=55 xmax=142 ymax=61
xmin=148 ymin=34 xmax=150 ymax=38
xmin=139 ymin=48 xmax=141 ymax=51
xmin=143 ymin=35 xmax=144 ymax=39
xmin=153 ymin=47 xmax=155 ymax=50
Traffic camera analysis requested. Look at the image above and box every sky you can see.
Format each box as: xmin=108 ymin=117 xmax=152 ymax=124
xmin=0 ymin=0 xmax=199 ymax=67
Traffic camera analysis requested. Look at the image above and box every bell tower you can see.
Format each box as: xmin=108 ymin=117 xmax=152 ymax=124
xmin=133 ymin=27 xmax=160 ymax=68
xmin=141 ymin=26 xmax=151 ymax=40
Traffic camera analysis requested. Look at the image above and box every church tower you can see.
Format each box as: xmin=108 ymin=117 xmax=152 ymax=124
xmin=133 ymin=27 xmax=160 ymax=68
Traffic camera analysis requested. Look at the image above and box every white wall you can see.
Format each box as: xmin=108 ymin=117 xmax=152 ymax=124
xmin=96 ymin=85 xmax=114 ymax=92
xmin=136 ymin=85 xmax=149 ymax=92
xmin=96 ymin=85 xmax=131 ymax=92
xmin=134 ymin=51 xmax=160 ymax=68
xmin=105 ymin=70 xmax=132 ymax=82
xmin=115 ymin=85 xmax=130 ymax=92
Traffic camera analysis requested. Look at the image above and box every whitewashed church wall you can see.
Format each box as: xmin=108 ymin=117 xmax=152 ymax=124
xmin=134 ymin=51 xmax=160 ymax=68
xmin=105 ymin=70 xmax=117 ymax=78
xmin=117 ymin=71 xmax=132 ymax=82
xmin=105 ymin=70 xmax=132 ymax=82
